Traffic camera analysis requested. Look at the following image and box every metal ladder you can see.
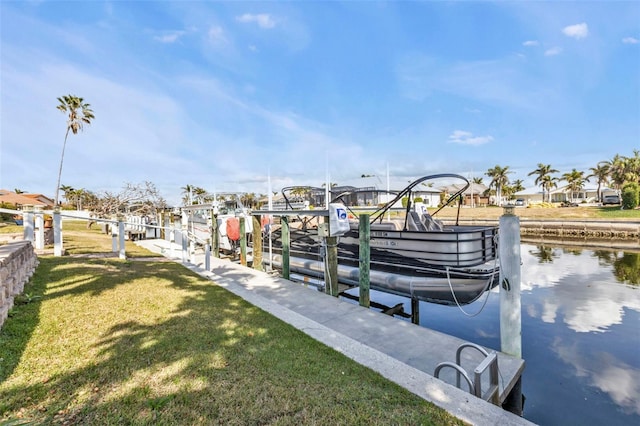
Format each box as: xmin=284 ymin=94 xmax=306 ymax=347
xmin=434 ymin=343 xmax=500 ymax=405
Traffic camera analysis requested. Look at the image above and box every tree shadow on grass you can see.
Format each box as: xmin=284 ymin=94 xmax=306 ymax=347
xmin=0 ymin=256 xmax=454 ymax=425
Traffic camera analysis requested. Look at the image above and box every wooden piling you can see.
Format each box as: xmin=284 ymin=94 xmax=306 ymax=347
xmin=212 ymin=214 xmax=219 ymax=258
xmin=281 ymin=216 xmax=290 ymax=280
xmin=53 ymin=208 xmax=62 ymax=256
xmin=252 ymin=215 xmax=263 ymax=271
xmin=240 ymin=217 xmax=247 ymax=266
xmin=411 ymin=298 xmax=420 ymax=324
xmin=499 ymin=206 xmax=522 ymax=358
xmin=34 ymin=206 xmax=44 ymax=250
xmin=118 ymin=219 xmax=126 ymax=260
xmin=23 ymin=206 xmax=34 ymax=242
xmin=324 ymin=216 xmax=339 ymax=297
xmin=499 ymin=205 xmax=523 ymax=415
xmin=359 ymin=214 xmax=370 ymax=307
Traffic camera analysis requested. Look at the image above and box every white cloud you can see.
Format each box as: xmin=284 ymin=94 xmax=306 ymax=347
xmin=523 ymin=40 xmax=539 ymax=47
xmin=154 ymin=31 xmax=185 ymax=43
xmin=236 ymin=13 xmax=276 ymax=29
xmin=545 ymin=46 xmax=563 ymax=56
xmin=563 ymin=22 xmax=589 ymax=39
xmin=208 ymin=25 xmax=227 ymax=46
xmin=447 ymin=130 xmax=493 ymax=146
xmin=622 ymin=37 xmax=639 ymax=44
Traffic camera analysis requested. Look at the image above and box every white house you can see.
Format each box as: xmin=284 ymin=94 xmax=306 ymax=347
xmin=515 ymin=185 xmax=612 ymax=205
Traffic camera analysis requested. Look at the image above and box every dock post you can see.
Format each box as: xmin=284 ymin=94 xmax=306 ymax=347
xmin=23 ymin=205 xmax=34 ymax=242
xmin=53 ymin=207 xmax=62 ymax=256
xmin=118 ymin=218 xmax=126 ymax=260
xmin=240 ymin=217 xmax=247 ymax=266
xmin=411 ymin=298 xmax=420 ymax=324
xmin=252 ymin=215 xmax=263 ymax=271
xmin=359 ymin=214 xmax=370 ymax=307
xmin=181 ymin=210 xmax=188 ymax=263
xmin=499 ymin=205 xmax=522 ymax=358
xmin=324 ymin=217 xmax=339 ymax=297
xmin=34 ymin=205 xmax=44 ymax=250
xmin=499 ymin=205 xmax=523 ymax=416
xmin=281 ymin=216 xmax=290 ymax=279
xmin=111 ymin=218 xmax=118 ymax=252
xmin=205 ymin=242 xmax=211 ymax=271
xmin=211 ymin=214 xmax=220 ymax=258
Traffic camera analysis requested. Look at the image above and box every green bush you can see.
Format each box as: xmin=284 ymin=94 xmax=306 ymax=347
xmin=414 ymin=197 xmax=423 ymax=203
xmin=621 ymin=183 xmax=639 ymax=209
xmin=0 ymin=202 xmax=16 ymax=221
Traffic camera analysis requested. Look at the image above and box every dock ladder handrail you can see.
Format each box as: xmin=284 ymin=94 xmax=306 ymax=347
xmin=434 ymin=343 xmax=500 ymax=405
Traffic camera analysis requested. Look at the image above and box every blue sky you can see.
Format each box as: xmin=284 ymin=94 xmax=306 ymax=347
xmin=1 ymin=1 xmax=638 ymax=205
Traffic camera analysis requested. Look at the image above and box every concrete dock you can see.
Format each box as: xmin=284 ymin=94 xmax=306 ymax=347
xmin=136 ymin=239 xmax=533 ymax=426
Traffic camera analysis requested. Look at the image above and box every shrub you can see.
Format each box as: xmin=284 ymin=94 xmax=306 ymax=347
xmin=621 ymin=183 xmax=639 ymax=209
xmin=0 ymin=202 xmax=15 ymax=221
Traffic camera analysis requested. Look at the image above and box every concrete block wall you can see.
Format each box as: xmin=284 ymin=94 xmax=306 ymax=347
xmin=0 ymin=241 xmax=39 ymax=329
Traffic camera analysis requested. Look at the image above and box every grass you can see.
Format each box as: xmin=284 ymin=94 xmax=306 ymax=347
xmin=0 ymin=223 xmax=463 ymax=425
xmin=430 ymin=205 xmax=640 ymax=220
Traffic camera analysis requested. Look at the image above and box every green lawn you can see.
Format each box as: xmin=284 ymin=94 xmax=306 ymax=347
xmin=0 ymin=224 xmax=463 ymax=425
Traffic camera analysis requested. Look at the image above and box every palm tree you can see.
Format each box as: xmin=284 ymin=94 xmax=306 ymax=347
xmin=540 ymin=174 xmax=559 ymax=202
xmin=55 ymin=95 xmax=94 ymax=206
xmin=181 ymin=184 xmax=194 ymax=205
xmin=485 ymin=165 xmax=512 ymax=206
xmin=588 ymin=162 xmax=610 ymax=202
xmin=192 ymin=186 xmax=207 ymax=204
xmin=511 ymin=179 xmax=525 ymax=193
xmin=14 ymin=188 xmax=25 ymax=194
xmin=472 ymin=177 xmax=484 ymax=185
xmin=60 ymin=184 xmax=75 ymax=206
xmin=561 ymin=169 xmax=588 ymax=203
xmin=528 ymin=163 xmax=558 ymax=203
xmin=606 ymin=154 xmax=627 ymax=189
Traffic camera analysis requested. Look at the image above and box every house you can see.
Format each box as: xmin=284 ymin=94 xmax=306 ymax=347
xmin=441 ymin=183 xmax=491 ymax=207
xmin=515 ymin=185 xmax=608 ymax=205
xmin=0 ymin=190 xmax=55 ymax=208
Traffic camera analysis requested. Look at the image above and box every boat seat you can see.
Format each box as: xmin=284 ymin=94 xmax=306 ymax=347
xmin=370 ymin=222 xmax=400 ymax=231
xmin=407 ymin=211 xmax=427 ymax=232
xmin=421 ymin=213 xmax=444 ymax=231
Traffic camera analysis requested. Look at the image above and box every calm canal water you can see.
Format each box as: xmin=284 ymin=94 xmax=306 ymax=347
xmin=344 ymin=243 xmax=640 ymax=425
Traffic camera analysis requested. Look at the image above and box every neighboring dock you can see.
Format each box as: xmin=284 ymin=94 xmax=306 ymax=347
xmin=136 ymin=239 xmax=533 ymax=426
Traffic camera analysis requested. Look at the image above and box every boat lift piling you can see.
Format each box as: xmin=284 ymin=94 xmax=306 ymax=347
xmin=358 ymin=213 xmax=370 ymax=308
xmin=252 ymin=215 xmax=263 ymax=271
xmin=498 ymin=205 xmax=524 ymax=415
xmin=281 ymin=216 xmax=290 ymax=280
xmin=240 ymin=217 xmax=247 ymax=266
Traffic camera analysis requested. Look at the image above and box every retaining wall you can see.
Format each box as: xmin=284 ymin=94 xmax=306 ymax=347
xmin=442 ymin=219 xmax=640 ymax=239
xmin=0 ymin=241 xmax=39 ymax=329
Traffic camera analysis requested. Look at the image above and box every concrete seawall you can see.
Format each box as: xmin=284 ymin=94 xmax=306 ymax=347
xmin=0 ymin=241 xmax=39 ymax=329
xmin=443 ymin=218 xmax=640 ymax=240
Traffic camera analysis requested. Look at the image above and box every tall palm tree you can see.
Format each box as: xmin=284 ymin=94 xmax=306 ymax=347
xmin=540 ymin=174 xmax=559 ymax=202
xmin=561 ymin=169 xmax=588 ymax=202
xmin=60 ymin=184 xmax=75 ymax=206
xmin=181 ymin=184 xmax=194 ymax=205
xmin=192 ymin=186 xmax=207 ymax=204
xmin=588 ymin=162 xmax=610 ymax=202
xmin=528 ymin=163 xmax=558 ymax=203
xmin=511 ymin=179 xmax=525 ymax=193
xmin=485 ymin=165 xmax=512 ymax=206
xmin=55 ymin=95 xmax=95 ymax=206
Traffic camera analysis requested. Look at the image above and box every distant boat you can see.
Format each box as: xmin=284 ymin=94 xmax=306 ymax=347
xmin=265 ymin=174 xmax=500 ymax=305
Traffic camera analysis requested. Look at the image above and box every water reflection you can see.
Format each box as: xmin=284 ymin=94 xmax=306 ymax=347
xmin=613 ymin=252 xmax=640 ymax=285
xmin=552 ymin=338 xmax=640 ymax=416
xmin=527 ymin=245 xmax=640 ymax=285
xmin=343 ymin=243 xmax=640 ymax=424
xmin=522 ymin=246 xmax=640 ymax=333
